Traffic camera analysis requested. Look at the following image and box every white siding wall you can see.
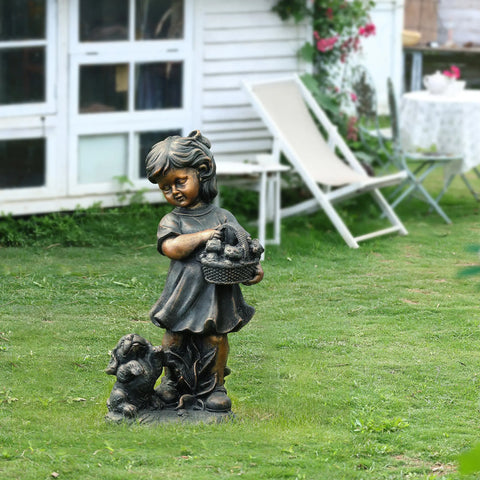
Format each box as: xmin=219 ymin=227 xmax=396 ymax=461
xmin=193 ymin=0 xmax=310 ymax=163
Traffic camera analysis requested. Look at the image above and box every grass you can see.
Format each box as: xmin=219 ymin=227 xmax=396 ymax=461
xmin=1 ymin=171 xmax=480 ymax=479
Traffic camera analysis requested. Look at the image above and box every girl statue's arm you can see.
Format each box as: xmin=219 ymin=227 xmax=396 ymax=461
xmin=161 ymin=229 xmax=221 ymax=260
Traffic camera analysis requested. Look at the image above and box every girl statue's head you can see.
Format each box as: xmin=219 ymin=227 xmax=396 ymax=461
xmin=145 ymin=130 xmax=218 ymax=203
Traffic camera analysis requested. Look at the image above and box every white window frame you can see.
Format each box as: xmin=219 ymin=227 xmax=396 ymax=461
xmin=0 ymin=0 xmax=56 ymax=118
xmin=68 ymin=0 xmax=193 ymax=196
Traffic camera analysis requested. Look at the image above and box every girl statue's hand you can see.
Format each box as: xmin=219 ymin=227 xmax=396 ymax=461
xmin=242 ymin=264 xmax=264 ymax=286
xmin=205 ymin=228 xmax=222 ymax=241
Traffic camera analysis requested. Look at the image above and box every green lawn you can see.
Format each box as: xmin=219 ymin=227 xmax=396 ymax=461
xmin=1 ymin=173 xmax=480 ymax=479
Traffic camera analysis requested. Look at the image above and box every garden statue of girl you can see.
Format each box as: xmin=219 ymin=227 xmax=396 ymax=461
xmin=145 ymin=130 xmax=264 ymax=413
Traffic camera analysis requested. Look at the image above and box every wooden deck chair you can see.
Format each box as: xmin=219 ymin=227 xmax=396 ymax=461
xmin=243 ymin=75 xmax=408 ymax=248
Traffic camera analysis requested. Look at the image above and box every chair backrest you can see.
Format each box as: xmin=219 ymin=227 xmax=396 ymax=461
xmin=246 ymin=77 xmax=369 ymax=188
xmin=387 ymin=78 xmax=400 ymax=145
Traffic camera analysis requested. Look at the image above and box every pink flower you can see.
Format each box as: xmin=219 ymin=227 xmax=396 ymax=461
xmin=443 ymin=65 xmax=461 ymax=79
xmin=350 ymin=92 xmax=358 ymax=102
xmin=359 ymin=23 xmax=376 ymax=37
xmin=316 ymin=36 xmax=338 ymax=52
xmin=450 ymin=65 xmax=461 ymax=79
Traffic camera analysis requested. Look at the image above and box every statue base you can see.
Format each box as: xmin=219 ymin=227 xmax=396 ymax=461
xmin=105 ymin=333 xmax=235 ymax=425
xmin=105 ymin=406 xmax=235 ymax=425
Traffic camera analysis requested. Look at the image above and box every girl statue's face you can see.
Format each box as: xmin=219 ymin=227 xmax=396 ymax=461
xmin=157 ymin=168 xmax=202 ymax=208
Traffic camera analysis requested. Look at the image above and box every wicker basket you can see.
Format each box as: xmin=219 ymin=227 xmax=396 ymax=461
xmin=202 ymin=260 xmax=259 ymax=285
xmin=402 ymin=29 xmax=421 ymax=47
xmin=200 ymin=223 xmax=262 ymax=285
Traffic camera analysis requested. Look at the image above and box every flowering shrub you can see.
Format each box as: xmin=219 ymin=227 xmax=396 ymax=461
xmin=273 ymin=0 xmax=376 ymax=145
xmin=442 ymin=65 xmax=461 ymax=79
xmin=273 ymin=0 xmax=375 ymax=73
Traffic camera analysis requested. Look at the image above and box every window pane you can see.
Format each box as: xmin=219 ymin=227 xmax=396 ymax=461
xmin=0 ymin=0 xmax=45 ymax=41
xmin=135 ymin=62 xmax=182 ymax=110
xmin=79 ymin=0 xmax=128 ymax=42
xmin=0 ymin=48 xmax=45 ymax=105
xmin=136 ymin=0 xmax=183 ymax=40
xmin=0 ymin=138 xmax=45 ymax=189
xmin=79 ymin=64 xmax=128 ymax=113
xmin=138 ymin=130 xmax=181 ymax=178
xmin=78 ymin=134 xmax=127 ymax=184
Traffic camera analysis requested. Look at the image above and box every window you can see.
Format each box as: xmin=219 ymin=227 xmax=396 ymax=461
xmin=69 ymin=0 xmax=190 ymax=193
xmin=135 ymin=62 xmax=182 ymax=110
xmin=78 ymin=0 xmax=183 ymax=42
xmin=75 ymin=0 xmax=185 ymax=116
xmin=79 ymin=0 xmax=129 ymax=42
xmin=78 ymin=134 xmax=128 ymax=184
xmin=0 ymin=0 xmax=45 ymax=41
xmin=0 ymin=48 xmax=45 ymax=105
xmin=135 ymin=0 xmax=184 ymax=40
xmin=79 ymin=64 xmax=129 ymax=113
xmin=78 ymin=61 xmax=183 ymax=114
xmin=0 ymin=0 xmax=55 ymax=200
xmin=0 ymin=138 xmax=45 ymax=189
xmin=0 ymin=0 xmax=50 ymax=108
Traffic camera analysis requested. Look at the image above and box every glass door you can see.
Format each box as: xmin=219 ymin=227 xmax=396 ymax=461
xmin=69 ymin=0 xmax=191 ymax=196
xmin=0 ymin=0 xmax=56 ymax=199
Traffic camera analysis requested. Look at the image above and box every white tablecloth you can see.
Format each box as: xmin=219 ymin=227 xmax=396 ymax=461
xmin=400 ymin=90 xmax=480 ymax=174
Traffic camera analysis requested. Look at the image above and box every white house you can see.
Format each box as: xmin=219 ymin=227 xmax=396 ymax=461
xmin=0 ymin=0 xmax=403 ymax=216
xmin=361 ymin=0 xmax=405 ymax=112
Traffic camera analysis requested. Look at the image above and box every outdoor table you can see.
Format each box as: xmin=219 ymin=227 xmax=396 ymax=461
xmin=399 ymin=89 xmax=480 ymax=192
xmin=403 ymin=46 xmax=480 ymax=92
xmin=215 ymin=158 xmax=289 ymax=250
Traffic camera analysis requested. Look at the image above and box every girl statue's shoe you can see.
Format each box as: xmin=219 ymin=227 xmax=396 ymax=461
xmin=205 ymin=386 xmax=231 ymax=412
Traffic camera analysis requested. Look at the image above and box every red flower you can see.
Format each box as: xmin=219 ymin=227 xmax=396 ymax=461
xmin=316 ymin=36 xmax=338 ymax=52
xmin=326 ymin=7 xmax=334 ymax=20
xmin=443 ymin=65 xmax=461 ymax=79
xmin=359 ymin=23 xmax=376 ymax=37
xmin=450 ymin=65 xmax=461 ymax=79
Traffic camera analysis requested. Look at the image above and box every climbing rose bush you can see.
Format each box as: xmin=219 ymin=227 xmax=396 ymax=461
xmin=273 ymin=0 xmax=376 ymax=148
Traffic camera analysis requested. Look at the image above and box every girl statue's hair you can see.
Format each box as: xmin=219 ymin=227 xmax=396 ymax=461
xmin=145 ymin=130 xmax=218 ymax=203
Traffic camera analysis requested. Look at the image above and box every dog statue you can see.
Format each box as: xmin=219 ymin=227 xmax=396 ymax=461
xmin=106 ymin=333 xmax=164 ymax=417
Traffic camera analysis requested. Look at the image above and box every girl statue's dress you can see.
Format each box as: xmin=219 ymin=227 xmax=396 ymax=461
xmin=149 ymin=203 xmax=255 ymax=335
